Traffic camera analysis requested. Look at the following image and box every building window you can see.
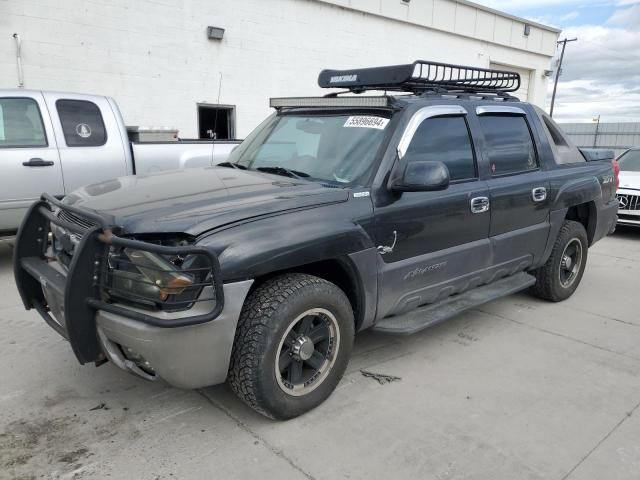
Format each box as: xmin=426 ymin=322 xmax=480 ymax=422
xmin=56 ymin=99 xmax=107 ymax=147
xmin=198 ymin=104 xmax=236 ymax=139
xmin=403 ymin=116 xmax=476 ymax=181
xmin=0 ymin=97 xmax=47 ymax=148
xmin=479 ymin=115 xmax=538 ymax=175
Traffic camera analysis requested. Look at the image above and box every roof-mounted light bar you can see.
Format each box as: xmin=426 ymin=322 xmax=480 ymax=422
xmin=318 ymin=60 xmax=521 ymax=94
xmin=270 ymin=96 xmax=391 ymax=109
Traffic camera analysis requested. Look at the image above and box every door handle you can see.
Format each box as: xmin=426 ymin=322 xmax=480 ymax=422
xmin=23 ymin=158 xmax=54 ymax=167
xmin=532 ymin=187 xmax=547 ymax=202
xmin=470 ymin=196 xmax=490 ymax=213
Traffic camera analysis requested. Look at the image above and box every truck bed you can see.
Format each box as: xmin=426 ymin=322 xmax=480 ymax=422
xmin=131 ymin=140 xmax=241 ymax=175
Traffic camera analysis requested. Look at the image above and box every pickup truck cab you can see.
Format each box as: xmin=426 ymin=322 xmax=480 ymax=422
xmin=0 ymin=90 xmax=239 ymax=234
xmin=14 ymin=62 xmax=619 ymax=419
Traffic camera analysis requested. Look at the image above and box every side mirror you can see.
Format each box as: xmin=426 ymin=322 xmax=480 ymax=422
xmin=390 ymin=160 xmax=450 ymax=192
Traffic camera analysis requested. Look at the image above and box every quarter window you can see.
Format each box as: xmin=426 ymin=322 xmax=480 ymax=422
xmin=56 ymin=99 xmax=107 ymax=147
xmin=479 ymin=115 xmax=538 ymax=175
xmin=403 ymin=116 xmax=476 ymax=181
xmin=0 ymin=97 xmax=47 ymax=148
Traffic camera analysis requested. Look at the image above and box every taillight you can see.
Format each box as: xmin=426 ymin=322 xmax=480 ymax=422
xmin=612 ymin=159 xmax=620 ymax=191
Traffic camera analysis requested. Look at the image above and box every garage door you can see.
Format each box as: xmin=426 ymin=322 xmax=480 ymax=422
xmin=490 ymin=63 xmax=531 ymax=101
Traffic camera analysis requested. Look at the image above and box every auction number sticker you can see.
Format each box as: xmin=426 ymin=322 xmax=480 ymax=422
xmin=343 ymin=116 xmax=389 ymax=130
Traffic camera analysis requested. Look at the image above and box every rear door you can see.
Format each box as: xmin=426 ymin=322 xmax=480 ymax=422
xmin=374 ymin=106 xmax=491 ymax=318
xmin=43 ymin=93 xmax=129 ymax=192
xmin=0 ymin=92 xmax=63 ymax=232
xmin=475 ymin=105 xmax=551 ymax=270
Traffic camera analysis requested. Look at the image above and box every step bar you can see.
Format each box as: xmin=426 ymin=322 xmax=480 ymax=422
xmin=372 ymin=272 xmax=536 ymax=335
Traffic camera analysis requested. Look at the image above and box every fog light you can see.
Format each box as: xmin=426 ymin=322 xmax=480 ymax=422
xmin=121 ymin=345 xmax=155 ymax=375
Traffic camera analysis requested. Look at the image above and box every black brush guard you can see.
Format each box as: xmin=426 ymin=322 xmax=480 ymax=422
xmin=13 ymin=193 xmax=224 ymax=364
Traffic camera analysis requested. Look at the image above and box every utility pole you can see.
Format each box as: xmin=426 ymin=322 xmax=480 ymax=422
xmin=549 ymin=37 xmax=577 ymax=117
xmin=593 ymin=114 xmax=601 ymax=148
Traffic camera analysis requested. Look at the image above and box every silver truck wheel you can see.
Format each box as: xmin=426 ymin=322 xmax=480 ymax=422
xmin=228 ymin=273 xmax=354 ymax=420
xmin=274 ymin=308 xmax=340 ymax=397
xmin=530 ymin=220 xmax=588 ymax=302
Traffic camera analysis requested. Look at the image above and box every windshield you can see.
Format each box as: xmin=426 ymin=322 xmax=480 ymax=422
xmin=225 ymin=113 xmax=389 ymax=185
xmin=618 ymin=150 xmax=640 ymax=172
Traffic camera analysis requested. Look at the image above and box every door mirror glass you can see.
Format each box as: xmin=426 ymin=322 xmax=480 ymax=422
xmin=390 ymin=160 xmax=450 ymax=192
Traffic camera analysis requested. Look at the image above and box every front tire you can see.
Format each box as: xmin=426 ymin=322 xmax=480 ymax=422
xmin=228 ymin=273 xmax=354 ymax=419
xmin=530 ymin=220 xmax=588 ymax=302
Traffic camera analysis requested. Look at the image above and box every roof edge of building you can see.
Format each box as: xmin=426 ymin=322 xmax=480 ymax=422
xmin=457 ymin=0 xmax=561 ymax=34
xmin=311 ymin=0 xmax=560 ymax=57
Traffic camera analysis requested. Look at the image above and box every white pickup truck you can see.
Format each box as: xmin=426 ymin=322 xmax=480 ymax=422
xmin=0 ymin=90 xmax=241 ymax=234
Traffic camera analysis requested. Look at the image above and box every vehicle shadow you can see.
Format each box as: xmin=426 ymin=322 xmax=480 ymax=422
xmin=0 ymin=240 xmax=14 ymax=270
xmin=611 ymin=225 xmax=640 ymax=239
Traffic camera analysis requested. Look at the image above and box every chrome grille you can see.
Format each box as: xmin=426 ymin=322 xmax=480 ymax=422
xmin=616 ymin=194 xmax=640 ymax=211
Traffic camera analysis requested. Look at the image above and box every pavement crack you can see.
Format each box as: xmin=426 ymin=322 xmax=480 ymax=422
xmin=196 ymin=389 xmax=317 ymax=480
xmin=476 ymin=308 xmax=640 ymax=363
xmin=560 ymin=399 xmax=640 ymax=480
xmin=560 ymin=305 xmax=640 ymax=328
xmin=590 ymin=251 xmax=640 ymax=264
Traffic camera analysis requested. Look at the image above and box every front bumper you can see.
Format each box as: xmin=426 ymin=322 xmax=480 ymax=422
xmin=13 ymin=194 xmax=253 ymax=388
xmin=617 ymin=213 xmax=640 ymax=227
xmin=96 ymin=280 xmax=252 ymax=388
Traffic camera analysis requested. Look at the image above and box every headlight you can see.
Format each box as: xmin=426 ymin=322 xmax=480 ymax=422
xmin=107 ymin=247 xmax=211 ymax=310
xmin=123 ymin=249 xmax=193 ymax=300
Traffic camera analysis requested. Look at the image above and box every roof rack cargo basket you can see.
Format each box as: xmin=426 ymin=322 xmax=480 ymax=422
xmin=318 ymin=60 xmax=521 ymax=94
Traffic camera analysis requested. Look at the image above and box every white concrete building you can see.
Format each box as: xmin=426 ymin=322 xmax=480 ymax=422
xmin=1 ymin=0 xmax=560 ymax=138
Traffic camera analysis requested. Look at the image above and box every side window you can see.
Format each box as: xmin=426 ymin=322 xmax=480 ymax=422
xmin=0 ymin=97 xmax=47 ymax=148
xmin=403 ymin=116 xmax=476 ymax=181
xmin=56 ymin=99 xmax=107 ymax=147
xmin=479 ymin=115 xmax=537 ymax=175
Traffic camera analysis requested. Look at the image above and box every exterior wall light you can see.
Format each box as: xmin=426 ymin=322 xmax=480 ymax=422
xmin=207 ymin=26 xmax=225 ymax=40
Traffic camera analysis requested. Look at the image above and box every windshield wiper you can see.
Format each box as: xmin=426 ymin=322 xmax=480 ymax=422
xmin=255 ymin=166 xmax=310 ymax=179
xmin=217 ymin=161 xmax=248 ymax=170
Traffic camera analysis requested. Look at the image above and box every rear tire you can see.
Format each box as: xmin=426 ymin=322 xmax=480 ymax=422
xmin=530 ymin=220 xmax=588 ymax=302
xmin=228 ymin=273 xmax=354 ymax=419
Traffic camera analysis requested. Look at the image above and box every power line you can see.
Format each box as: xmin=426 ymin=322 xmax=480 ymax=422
xmin=549 ymin=37 xmax=577 ymax=118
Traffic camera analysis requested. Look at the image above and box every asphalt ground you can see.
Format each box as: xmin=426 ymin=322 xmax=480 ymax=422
xmin=1 ymin=228 xmax=640 ymax=480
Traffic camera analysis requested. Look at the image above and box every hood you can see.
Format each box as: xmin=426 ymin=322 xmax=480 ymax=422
xmin=619 ymin=170 xmax=640 ymax=190
xmin=63 ymin=167 xmax=349 ymax=236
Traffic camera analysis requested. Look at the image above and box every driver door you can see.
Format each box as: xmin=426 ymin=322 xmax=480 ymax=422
xmin=374 ymin=106 xmax=491 ymax=318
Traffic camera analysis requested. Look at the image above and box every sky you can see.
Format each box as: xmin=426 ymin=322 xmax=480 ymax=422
xmin=472 ymin=0 xmax=640 ymax=123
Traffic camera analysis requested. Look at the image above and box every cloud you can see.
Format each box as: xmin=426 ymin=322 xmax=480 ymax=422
xmin=524 ymin=11 xmax=581 ymax=28
xmin=554 ymin=26 xmax=640 ymax=88
xmin=548 ymin=80 xmax=640 ymax=121
xmin=473 ymin=0 xmax=640 ymax=122
xmin=607 ymin=4 xmax=640 ymax=25
xmin=548 ymin=24 xmax=640 ymax=121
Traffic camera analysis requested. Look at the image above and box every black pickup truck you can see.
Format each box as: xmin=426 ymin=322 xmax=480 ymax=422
xmin=14 ymin=61 xmax=619 ymax=419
